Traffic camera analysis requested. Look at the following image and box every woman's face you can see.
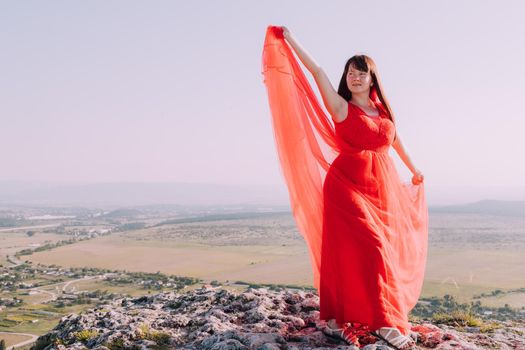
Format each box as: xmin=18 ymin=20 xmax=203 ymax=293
xmin=346 ymin=64 xmax=373 ymax=94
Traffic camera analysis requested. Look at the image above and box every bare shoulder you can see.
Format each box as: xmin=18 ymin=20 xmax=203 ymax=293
xmin=331 ymin=99 xmax=349 ymax=123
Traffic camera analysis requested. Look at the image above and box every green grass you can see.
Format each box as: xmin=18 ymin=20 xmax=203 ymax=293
xmin=431 ymin=310 xmax=503 ymax=333
xmin=73 ymin=329 xmax=99 ymax=342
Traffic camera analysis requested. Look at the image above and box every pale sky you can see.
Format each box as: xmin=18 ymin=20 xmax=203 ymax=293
xmin=1 ymin=1 xmax=524 ymax=202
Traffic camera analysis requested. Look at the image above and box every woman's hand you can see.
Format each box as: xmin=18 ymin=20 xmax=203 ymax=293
xmin=411 ymin=169 xmax=424 ymax=185
xmin=281 ymin=26 xmax=290 ymax=39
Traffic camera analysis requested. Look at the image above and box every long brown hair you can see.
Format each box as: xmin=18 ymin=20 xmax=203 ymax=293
xmin=337 ymin=55 xmax=397 ymax=141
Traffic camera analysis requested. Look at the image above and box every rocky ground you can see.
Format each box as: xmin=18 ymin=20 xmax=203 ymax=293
xmin=32 ymin=285 xmax=525 ymax=350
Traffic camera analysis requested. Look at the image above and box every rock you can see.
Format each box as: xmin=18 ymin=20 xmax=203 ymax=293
xmin=257 ymin=343 xmax=282 ymax=350
xmin=29 ymin=286 xmax=525 ymax=350
xmin=241 ymin=332 xmax=286 ymax=349
xmin=464 ymin=326 xmax=481 ymax=333
xmin=210 ymin=339 xmax=247 ymax=350
xmin=362 ymin=344 xmax=391 ymax=350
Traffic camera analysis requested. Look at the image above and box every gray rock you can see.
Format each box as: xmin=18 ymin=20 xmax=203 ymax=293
xmin=464 ymin=326 xmax=481 ymax=333
xmin=29 ymin=285 xmax=525 ymax=350
xmin=362 ymin=343 xmax=392 ymax=350
xmin=257 ymin=343 xmax=282 ymax=350
xmin=210 ymin=339 xmax=247 ymax=350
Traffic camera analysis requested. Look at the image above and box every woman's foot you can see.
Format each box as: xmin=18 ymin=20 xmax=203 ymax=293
xmin=322 ymin=320 xmax=375 ymax=347
xmin=322 ymin=318 xmax=344 ymax=337
xmin=328 ymin=324 xmax=359 ymax=346
xmin=327 ymin=318 xmax=343 ymax=330
xmin=371 ymin=327 xmax=417 ymax=350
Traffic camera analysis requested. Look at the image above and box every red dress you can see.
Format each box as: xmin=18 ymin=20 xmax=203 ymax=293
xmin=319 ymin=102 xmax=427 ymax=335
xmin=261 ymin=26 xmax=428 ymax=336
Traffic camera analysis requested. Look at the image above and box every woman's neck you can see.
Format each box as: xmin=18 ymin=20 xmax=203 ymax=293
xmin=350 ymin=93 xmax=374 ymax=108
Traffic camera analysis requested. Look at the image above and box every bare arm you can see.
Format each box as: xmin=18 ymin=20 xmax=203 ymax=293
xmin=392 ymin=133 xmax=424 ymax=184
xmin=392 ymin=134 xmax=417 ymax=174
xmin=392 ymin=133 xmax=420 ymax=175
xmin=282 ymin=27 xmax=347 ymax=122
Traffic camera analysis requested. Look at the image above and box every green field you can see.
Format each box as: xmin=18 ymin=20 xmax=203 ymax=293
xmin=0 ymin=211 xmax=521 ymax=311
xmin=14 ymin=213 xmax=523 ymax=308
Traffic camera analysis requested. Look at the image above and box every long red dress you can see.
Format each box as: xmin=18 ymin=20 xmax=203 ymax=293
xmin=261 ymin=26 xmax=428 ymax=336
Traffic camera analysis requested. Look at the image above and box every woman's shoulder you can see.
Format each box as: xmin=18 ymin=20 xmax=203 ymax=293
xmin=331 ymin=101 xmax=350 ymax=124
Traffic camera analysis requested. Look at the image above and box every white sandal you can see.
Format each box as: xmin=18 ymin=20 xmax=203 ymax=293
xmin=322 ymin=319 xmax=344 ymax=337
xmin=371 ymin=327 xmax=417 ymax=350
xmin=321 ymin=319 xmax=358 ymax=346
xmin=409 ymin=330 xmax=419 ymax=343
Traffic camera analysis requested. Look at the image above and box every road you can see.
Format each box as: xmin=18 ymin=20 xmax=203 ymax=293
xmin=0 ymin=224 xmax=61 ymax=233
xmin=0 ymin=331 xmax=39 ymax=350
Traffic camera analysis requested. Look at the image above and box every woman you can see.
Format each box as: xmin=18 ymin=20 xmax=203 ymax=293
xmin=261 ymin=25 xmax=428 ymax=350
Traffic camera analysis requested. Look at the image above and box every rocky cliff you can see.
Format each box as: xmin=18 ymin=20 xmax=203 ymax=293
xmin=31 ymin=285 xmax=525 ymax=350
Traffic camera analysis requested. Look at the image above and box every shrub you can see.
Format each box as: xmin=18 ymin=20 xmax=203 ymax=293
xmin=432 ymin=310 xmax=482 ymax=327
xmin=73 ymin=329 xmax=99 ymax=342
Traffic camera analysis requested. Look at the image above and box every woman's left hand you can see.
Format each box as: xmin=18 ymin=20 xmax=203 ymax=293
xmin=280 ymin=26 xmax=290 ymax=39
xmin=411 ymin=169 xmax=424 ymax=185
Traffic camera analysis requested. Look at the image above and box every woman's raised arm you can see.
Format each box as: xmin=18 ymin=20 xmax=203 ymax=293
xmin=282 ymin=26 xmax=348 ymax=122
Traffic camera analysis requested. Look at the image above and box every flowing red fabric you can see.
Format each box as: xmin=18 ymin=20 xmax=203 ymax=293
xmin=261 ymin=25 xmax=428 ymax=335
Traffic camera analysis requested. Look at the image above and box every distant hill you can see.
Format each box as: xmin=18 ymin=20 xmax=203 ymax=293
xmin=430 ymin=199 xmax=525 ymax=217
xmin=1 ymin=181 xmax=525 ymax=215
xmin=102 ymin=208 xmax=144 ymax=218
xmin=155 ymin=211 xmax=291 ymax=226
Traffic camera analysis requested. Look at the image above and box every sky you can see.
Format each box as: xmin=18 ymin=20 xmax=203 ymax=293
xmin=1 ymin=1 xmax=525 ymax=203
